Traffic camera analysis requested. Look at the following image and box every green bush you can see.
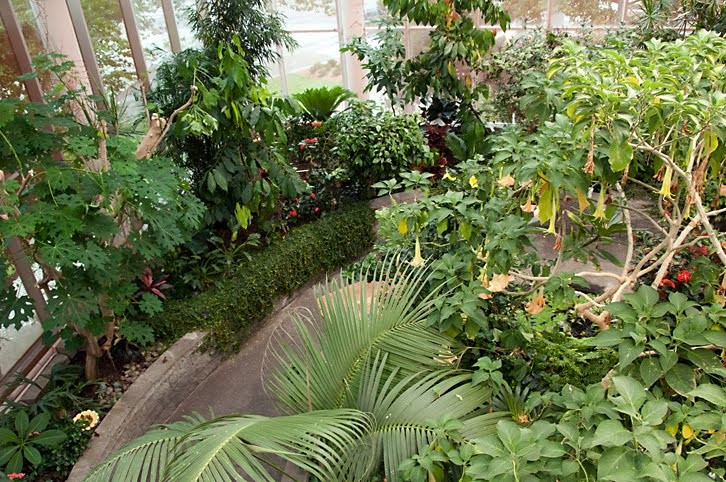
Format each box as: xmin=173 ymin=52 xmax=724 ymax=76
xmin=329 ymin=101 xmax=434 ymax=186
xmin=151 ymin=203 xmax=376 ymax=352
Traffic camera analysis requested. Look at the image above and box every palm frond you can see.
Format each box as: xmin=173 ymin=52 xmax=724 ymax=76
xmin=83 ymin=414 xmax=204 ymax=482
xmin=164 ymin=410 xmax=373 ymax=482
xmin=86 ymin=411 xmax=373 ymax=482
xmin=345 ymin=352 xmax=503 ymax=482
xmin=269 ymin=257 xmax=459 ymax=414
xmin=293 ymin=86 xmax=357 ymax=120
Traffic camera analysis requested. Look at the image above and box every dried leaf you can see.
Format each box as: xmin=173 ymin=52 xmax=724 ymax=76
xmin=525 ymin=289 xmax=546 ymax=315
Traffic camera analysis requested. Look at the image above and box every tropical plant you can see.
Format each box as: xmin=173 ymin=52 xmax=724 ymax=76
xmin=329 ymin=101 xmax=434 ymax=186
xmin=187 ymin=0 xmax=296 ymax=78
xmin=0 ymin=411 xmax=67 ymax=475
xmin=0 ymin=60 xmax=204 ymax=379
xmin=150 ymin=39 xmax=306 ymax=229
xmin=292 ymin=86 xmax=357 ymax=121
xmin=86 ymin=260 xmax=510 ymax=481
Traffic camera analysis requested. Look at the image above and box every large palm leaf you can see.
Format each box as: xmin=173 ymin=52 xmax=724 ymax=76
xmin=83 ymin=410 xmax=373 ymax=482
xmin=268 ymin=258 xmax=459 ymax=414
xmin=344 ymin=353 xmax=511 ymax=482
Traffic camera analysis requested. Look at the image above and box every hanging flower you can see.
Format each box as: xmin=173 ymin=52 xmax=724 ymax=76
xmin=73 ymin=410 xmax=100 ymax=431
xmin=659 ymin=166 xmax=673 ymax=198
xmin=520 ymin=199 xmax=537 ymax=213
xmin=469 ymin=176 xmax=479 ymax=189
xmin=410 ymin=236 xmax=425 ymax=267
xmin=525 ymin=289 xmax=546 ymax=315
xmin=676 ymin=270 xmax=692 ymax=284
xmin=497 ymin=174 xmax=515 ymax=188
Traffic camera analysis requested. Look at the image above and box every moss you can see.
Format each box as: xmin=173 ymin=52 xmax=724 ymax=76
xmin=151 ymin=203 xmax=376 ymax=352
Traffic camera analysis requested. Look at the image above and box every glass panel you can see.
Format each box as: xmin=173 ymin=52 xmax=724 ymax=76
xmin=277 ymin=0 xmax=337 ymax=29
xmin=552 ymin=0 xmax=619 ymax=27
xmin=133 ymin=0 xmax=172 ymax=78
xmin=172 ymin=0 xmax=201 ymax=49
xmin=10 ymin=0 xmax=56 ymax=92
xmin=364 ymin=0 xmax=385 ymax=24
xmin=504 ymin=0 xmax=547 ymax=28
xmin=0 ymin=21 xmax=25 ymax=98
xmin=81 ymin=0 xmax=137 ymax=94
xmin=277 ymin=32 xmax=342 ymax=95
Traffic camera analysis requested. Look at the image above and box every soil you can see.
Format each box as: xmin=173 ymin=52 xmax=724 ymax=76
xmin=69 ymin=339 xmax=167 ymax=407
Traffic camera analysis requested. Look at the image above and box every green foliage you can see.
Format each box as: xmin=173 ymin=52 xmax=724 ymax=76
xmin=89 ymin=257 xmax=511 ymax=482
xmin=0 ymin=411 xmax=66 ymax=475
xmin=150 ymin=39 xmax=306 ymax=229
xmin=346 ymin=0 xmax=509 ymax=108
xmin=150 ymin=203 xmax=376 ymax=351
xmin=0 ymin=73 xmax=204 ymax=377
xmin=30 ymin=418 xmax=93 ymax=481
xmin=329 ymin=101 xmax=434 ymax=186
xmin=292 ymin=86 xmax=357 ymax=121
xmin=187 ymin=0 xmax=296 ymax=78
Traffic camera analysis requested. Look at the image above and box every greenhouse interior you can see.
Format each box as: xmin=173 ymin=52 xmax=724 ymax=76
xmin=0 ymin=0 xmax=725 ymax=480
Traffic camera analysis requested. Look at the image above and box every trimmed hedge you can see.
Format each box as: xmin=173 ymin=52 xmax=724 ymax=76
xmin=151 ymin=202 xmax=376 ymax=352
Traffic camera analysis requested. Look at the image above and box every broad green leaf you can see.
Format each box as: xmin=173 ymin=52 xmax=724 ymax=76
xmin=608 ymin=138 xmax=633 ymax=172
xmin=689 ymin=384 xmax=726 ymax=407
xmin=15 ymin=411 xmax=29 ymax=436
xmin=665 ymin=364 xmax=697 ymax=396
xmin=639 ymin=357 xmax=663 ymax=388
xmin=597 ymin=447 xmax=637 ymax=481
xmin=618 ymin=340 xmax=644 ymax=370
xmin=0 ymin=428 xmax=18 ymax=444
xmin=641 ymin=400 xmax=668 ymax=426
xmin=612 ymin=376 xmax=646 ymax=412
xmin=588 ymin=420 xmax=631 ymax=448
xmin=24 ymin=445 xmax=42 ymax=465
xmin=30 ymin=430 xmax=67 ymax=447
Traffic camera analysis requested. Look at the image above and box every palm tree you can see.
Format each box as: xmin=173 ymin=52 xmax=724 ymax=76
xmin=85 ymin=259 xmax=508 ymax=481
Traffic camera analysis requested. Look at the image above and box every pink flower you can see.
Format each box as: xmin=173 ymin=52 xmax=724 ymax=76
xmin=289 ymin=210 xmax=297 ymax=217
xmin=8 ymin=474 xmax=25 ymax=480
xmin=660 ymin=279 xmax=676 ymax=289
xmin=294 ymin=198 xmax=299 ymax=204
xmin=311 ymin=121 xmax=322 ymax=127
xmin=299 ymin=144 xmax=305 ymax=151
xmin=312 ymin=137 xmax=318 ymax=143
xmin=332 ymin=199 xmax=337 ymax=206
xmin=314 ymin=207 xmax=320 ymax=213
xmin=310 ymin=193 xmax=316 ymax=199
xmin=676 ymin=270 xmax=692 ymax=284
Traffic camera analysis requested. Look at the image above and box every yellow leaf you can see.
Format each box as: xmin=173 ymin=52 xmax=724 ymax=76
xmin=397 ymin=218 xmax=408 ymax=235
xmin=682 ymin=424 xmax=695 ymax=439
xmin=665 ymin=425 xmax=678 ymax=436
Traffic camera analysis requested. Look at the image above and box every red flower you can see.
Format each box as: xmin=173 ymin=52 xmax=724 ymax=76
xmin=8 ymin=474 xmax=25 ymax=480
xmin=310 ymin=193 xmax=316 ymax=199
xmin=660 ymin=279 xmax=676 ymax=289
xmin=299 ymin=144 xmax=306 ymax=151
xmin=289 ymin=210 xmax=297 ymax=217
xmin=311 ymin=137 xmax=318 ymax=143
xmin=676 ymin=270 xmax=692 ymax=284
xmin=314 ymin=207 xmax=320 ymax=213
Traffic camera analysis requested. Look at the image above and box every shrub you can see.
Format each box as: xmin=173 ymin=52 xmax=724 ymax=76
xmin=150 ymin=203 xmax=376 ymax=352
xmin=329 ymin=101 xmax=434 ymax=187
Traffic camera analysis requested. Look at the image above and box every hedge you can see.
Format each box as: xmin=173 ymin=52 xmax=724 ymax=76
xmin=150 ymin=202 xmax=376 ymax=352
